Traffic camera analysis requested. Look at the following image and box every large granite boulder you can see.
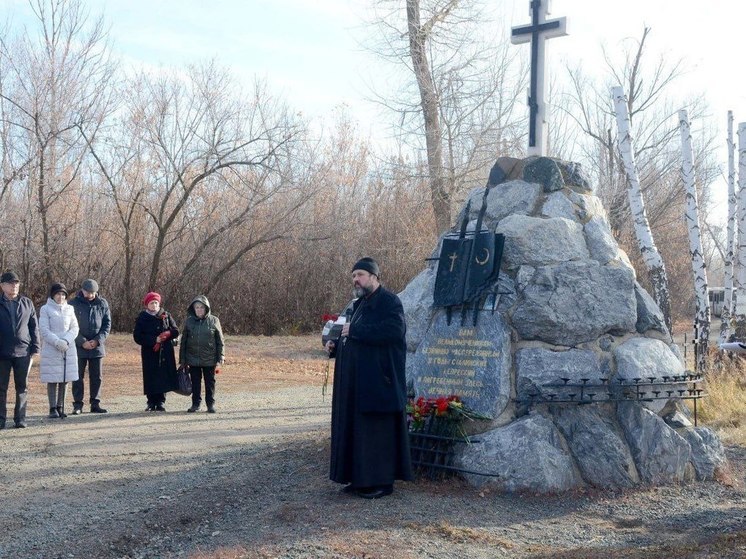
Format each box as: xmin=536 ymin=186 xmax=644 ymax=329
xmin=457 ymin=414 xmax=583 ymax=493
xmin=398 ymin=266 xmax=436 ymax=352
xmin=458 ymin=180 xmax=542 ymax=230
xmin=552 ymin=406 xmax=639 ymax=488
xmin=680 ymin=427 xmax=727 ymax=481
xmin=541 ymin=191 xmax=580 ymax=221
xmin=617 ymin=402 xmax=693 ymax=484
xmin=511 ymin=261 xmax=637 ymax=345
xmin=584 ymin=214 xmax=618 ymax=264
xmin=567 ymin=191 xmax=605 ymax=220
xmin=555 ymin=160 xmax=592 ymax=192
xmin=614 ymin=338 xmax=684 ymax=381
xmin=515 ymin=348 xmax=601 ymax=401
xmin=634 ymin=282 xmax=669 ymax=336
xmin=496 ymin=215 xmax=589 ymax=269
xmin=614 ymin=338 xmax=685 ymax=413
xmin=523 ymin=157 xmax=564 ymax=192
xmin=488 ymin=156 xmax=526 ymax=184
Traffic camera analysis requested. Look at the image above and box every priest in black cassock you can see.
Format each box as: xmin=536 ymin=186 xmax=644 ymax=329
xmin=326 ymin=257 xmax=413 ymax=499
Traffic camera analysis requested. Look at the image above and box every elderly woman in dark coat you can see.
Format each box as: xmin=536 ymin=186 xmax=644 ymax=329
xmin=133 ymin=292 xmax=179 ymax=411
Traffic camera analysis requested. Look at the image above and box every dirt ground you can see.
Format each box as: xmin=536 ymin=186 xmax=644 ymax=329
xmin=0 ymin=333 xmax=745 ymax=559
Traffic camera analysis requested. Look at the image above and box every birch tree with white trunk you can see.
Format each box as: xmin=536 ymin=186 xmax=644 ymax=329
xmin=679 ymin=109 xmax=709 ymax=371
xmin=735 ymin=123 xmax=746 ymax=324
xmin=722 ymin=111 xmax=737 ymax=343
xmin=612 ymin=85 xmax=672 ymax=332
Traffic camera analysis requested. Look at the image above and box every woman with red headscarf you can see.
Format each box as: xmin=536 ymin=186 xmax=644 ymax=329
xmin=133 ymin=292 xmax=179 ymax=411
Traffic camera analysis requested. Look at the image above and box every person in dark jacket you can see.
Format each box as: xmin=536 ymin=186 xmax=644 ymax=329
xmin=179 ymin=295 xmax=225 ymax=413
xmin=69 ymin=279 xmax=112 ymax=414
xmin=133 ymin=292 xmax=179 ymax=412
xmin=0 ymin=271 xmax=40 ymax=429
xmin=325 ymin=257 xmax=412 ymax=499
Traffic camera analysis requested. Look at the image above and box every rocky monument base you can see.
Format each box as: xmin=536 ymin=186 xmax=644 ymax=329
xmin=399 ymin=156 xmax=727 ymax=493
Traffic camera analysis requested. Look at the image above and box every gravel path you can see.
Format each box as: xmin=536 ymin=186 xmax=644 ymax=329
xmin=1 ymin=384 xmax=745 ymax=559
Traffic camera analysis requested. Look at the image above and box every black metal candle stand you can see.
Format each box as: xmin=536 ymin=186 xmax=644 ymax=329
xmin=513 ymin=372 xmax=706 ymax=425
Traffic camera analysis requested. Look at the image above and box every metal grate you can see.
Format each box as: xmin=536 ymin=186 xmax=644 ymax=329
xmin=408 ymin=413 xmax=499 ymax=480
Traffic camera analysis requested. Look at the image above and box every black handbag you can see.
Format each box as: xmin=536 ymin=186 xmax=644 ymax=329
xmin=175 ymin=365 xmax=192 ymax=396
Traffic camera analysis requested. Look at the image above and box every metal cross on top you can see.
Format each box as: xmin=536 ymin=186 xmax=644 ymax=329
xmin=511 ymin=0 xmax=568 ymax=156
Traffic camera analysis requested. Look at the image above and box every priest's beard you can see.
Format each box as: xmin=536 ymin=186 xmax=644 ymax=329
xmin=353 ymin=284 xmax=374 ymax=298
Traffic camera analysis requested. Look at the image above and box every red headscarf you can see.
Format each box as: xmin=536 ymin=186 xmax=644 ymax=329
xmin=143 ymin=292 xmax=161 ymax=307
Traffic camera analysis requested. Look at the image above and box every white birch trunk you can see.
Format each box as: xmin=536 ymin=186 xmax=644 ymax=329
xmin=735 ymin=123 xmax=746 ymax=322
xmin=722 ymin=111 xmax=737 ymax=343
xmin=679 ymin=110 xmax=709 ymax=372
xmin=612 ymin=86 xmax=672 ymax=332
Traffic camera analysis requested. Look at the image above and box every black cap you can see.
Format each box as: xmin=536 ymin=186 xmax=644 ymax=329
xmin=351 ymin=257 xmax=380 ymax=277
xmin=0 ymin=271 xmax=20 ymax=283
xmin=50 ymin=283 xmax=68 ymax=298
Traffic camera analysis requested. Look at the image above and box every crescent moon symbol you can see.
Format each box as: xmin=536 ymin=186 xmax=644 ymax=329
xmin=475 ymin=248 xmax=490 ymax=265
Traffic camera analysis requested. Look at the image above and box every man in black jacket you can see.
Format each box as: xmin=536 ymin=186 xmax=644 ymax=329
xmin=69 ymin=279 xmax=112 ymax=414
xmin=326 ymin=257 xmax=412 ymax=499
xmin=0 ymin=271 xmax=40 ymax=429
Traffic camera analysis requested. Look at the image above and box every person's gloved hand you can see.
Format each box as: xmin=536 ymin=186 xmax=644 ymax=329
xmin=156 ymin=331 xmax=172 ymax=344
xmin=54 ymin=339 xmax=68 ymax=352
xmin=153 ymin=330 xmax=173 ymax=352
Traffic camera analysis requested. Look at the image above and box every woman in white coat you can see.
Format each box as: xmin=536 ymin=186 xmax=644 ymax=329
xmin=39 ymin=283 xmax=79 ymax=418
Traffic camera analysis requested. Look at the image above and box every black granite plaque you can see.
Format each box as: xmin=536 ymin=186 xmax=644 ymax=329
xmin=407 ymin=309 xmax=511 ymax=418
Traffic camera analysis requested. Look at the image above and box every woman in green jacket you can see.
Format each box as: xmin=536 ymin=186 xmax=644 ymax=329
xmin=179 ymin=295 xmax=225 ymax=413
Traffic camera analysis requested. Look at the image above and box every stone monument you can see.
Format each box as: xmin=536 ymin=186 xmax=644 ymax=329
xmin=399 ymin=156 xmax=728 ymax=493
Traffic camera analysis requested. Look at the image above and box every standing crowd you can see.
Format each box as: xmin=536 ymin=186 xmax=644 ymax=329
xmin=0 ymin=271 xmax=224 ymax=428
xmin=2 ymin=256 xmax=411 ymax=500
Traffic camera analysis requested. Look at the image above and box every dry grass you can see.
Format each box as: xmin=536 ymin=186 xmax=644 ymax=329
xmin=699 ymin=353 xmax=746 ymax=445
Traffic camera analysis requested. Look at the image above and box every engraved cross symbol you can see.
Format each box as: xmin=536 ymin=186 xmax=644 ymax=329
xmin=448 ymin=251 xmax=458 ymax=272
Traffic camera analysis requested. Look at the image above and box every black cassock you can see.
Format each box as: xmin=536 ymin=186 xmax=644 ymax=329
xmin=133 ymin=310 xmax=179 ymax=396
xmin=330 ymin=286 xmax=413 ymax=488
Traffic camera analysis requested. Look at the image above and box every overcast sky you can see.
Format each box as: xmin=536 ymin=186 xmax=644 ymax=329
xmin=6 ymin=0 xmax=745 ymax=220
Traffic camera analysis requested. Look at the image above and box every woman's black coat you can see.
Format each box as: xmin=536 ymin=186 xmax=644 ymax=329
xmin=133 ymin=310 xmax=179 ymax=395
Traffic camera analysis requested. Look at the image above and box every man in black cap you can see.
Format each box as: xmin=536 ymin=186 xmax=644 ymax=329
xmin=325 ymin=257 xmax=412 ymax=498
xmin=69 ymin=278 xmax=112 ymax=414
xmin=0 ymin=271 xmax=40 ymax=428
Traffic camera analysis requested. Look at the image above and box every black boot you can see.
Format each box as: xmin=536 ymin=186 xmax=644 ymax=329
xmin=48 ymin=407 xmax=59 ymax=419
xmin=56 ymin=407 xmax=67 ymax=419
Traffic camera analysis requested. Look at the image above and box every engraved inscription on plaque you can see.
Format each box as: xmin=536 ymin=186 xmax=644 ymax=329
xmin=418 ymin=328 xmax=499 ymax=400
xmin=408 ymin=310 xmax=511 ymax=417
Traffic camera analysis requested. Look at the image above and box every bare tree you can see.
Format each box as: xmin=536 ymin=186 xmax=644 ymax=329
xmin=0 ymin=0 xmax=115 ymax=284
xmin=364 ymin=0 xmax=526 ymax=236
xmin=118 ymin=64 xmax=303 ymax=291
xmin=77 ymin=88 xmax=149 ymax=314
